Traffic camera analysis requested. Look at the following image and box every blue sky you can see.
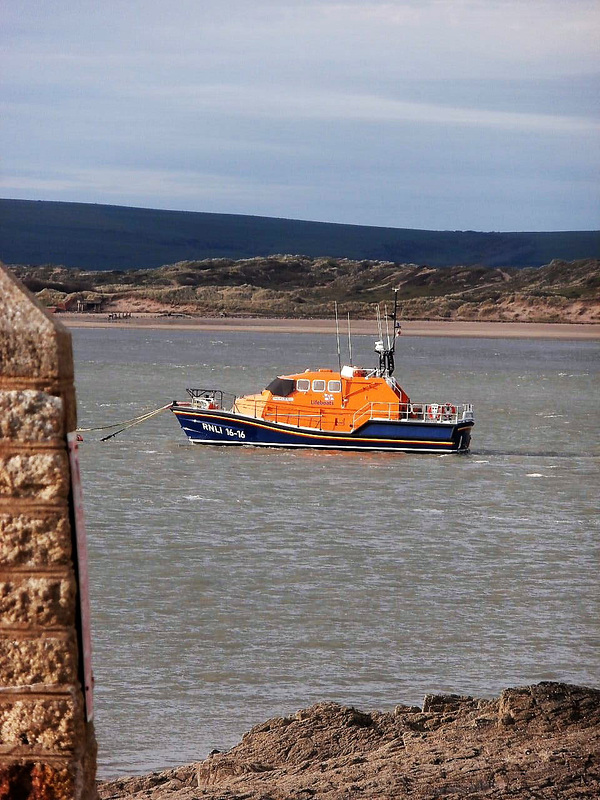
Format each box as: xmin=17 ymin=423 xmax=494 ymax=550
xmin=2 ymin=0 xmax=599 ymax=231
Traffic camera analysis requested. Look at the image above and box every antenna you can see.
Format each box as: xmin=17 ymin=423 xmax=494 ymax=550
xmin=387 ymin=288 xmax=399 ymax=377
xmin=385 ymin=303 xmax=391 ymax=350
xmin=334 ymin=302 xmax=342 ymax=375
xmin=376 ymin=303 xmax=383 ymax=341
xmin=347 ymin=312 xmax=353 ymax=365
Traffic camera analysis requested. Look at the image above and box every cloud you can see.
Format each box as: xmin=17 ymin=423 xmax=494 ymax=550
xmin=0 ymin=165 xmax=298 ymax=210
xmin=5 ymin=0 xmax=600 ymax=83
xmin=1 ymin=0 xmax=599 ymax=229
xmin=144 ymin=83 xmax=599 ymax=133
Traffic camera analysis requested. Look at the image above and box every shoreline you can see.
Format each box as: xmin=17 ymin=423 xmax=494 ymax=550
xmin=59 ymin=313 xmax=600 ymax=339
xmin=97 ymin=682 xmax=600 ymax=800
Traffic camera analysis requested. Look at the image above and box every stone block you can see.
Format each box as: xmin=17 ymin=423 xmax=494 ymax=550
xmin=0 ymin=511 xmax=72 ymax=568
xmin=0 ymin=452 xmax=70 ymax=501
xmin=0 ymin=269 xmax=74 ymax=383
xmin=0 ymin=634 xmax=79 ymax=687
xmin=0 ymin=694 xmax=84 ymax=752
xmin=0 ymin=575 xmax=76 ymax=629
xmin=0 ymin=391 xmax=64 ymax=443
xmin=0 ymin=763 xmax=74 ymax=800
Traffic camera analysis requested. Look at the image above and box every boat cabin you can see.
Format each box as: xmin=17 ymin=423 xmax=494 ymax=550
xmin=233 ymin=367 xmax=410 ymax=433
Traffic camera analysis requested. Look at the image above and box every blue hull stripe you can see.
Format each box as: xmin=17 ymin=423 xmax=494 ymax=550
xmin=172 ymin=407 xmax=473 ymax=452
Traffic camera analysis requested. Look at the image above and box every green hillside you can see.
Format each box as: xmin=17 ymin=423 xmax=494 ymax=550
xmin=1 ymin=198 xmax=598 ymax=270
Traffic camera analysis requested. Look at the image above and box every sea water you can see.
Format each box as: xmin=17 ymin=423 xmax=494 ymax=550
xmin=71 ymin=328 xmax=600 ymax=778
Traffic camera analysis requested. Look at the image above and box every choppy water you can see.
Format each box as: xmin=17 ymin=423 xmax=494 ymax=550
xmin=71 ymin=328 xmax=600 ymax=779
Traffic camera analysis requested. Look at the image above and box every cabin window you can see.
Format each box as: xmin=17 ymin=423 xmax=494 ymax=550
xmin=265 ymin=377 xmax=295 ymax=396
xmin=312 ymin=380 xmax=326 ymax=392
xmin=327 ymin=380 xmax=341 ymax=393
xmin=296 ymin=379 xmax=310 ymax=392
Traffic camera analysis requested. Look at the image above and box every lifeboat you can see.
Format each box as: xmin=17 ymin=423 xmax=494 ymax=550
xmin=171 ymin=297 xmax=474 ymax=453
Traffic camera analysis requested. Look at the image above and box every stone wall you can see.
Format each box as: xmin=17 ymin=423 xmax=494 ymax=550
xmin=0 ymin=266 xmax=97 ymax=799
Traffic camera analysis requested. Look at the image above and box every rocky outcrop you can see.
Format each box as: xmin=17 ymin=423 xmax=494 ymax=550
xmin=98 ymin=682 xmax=599 ymax=799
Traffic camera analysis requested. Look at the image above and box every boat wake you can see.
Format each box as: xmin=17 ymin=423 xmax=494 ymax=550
xmin=471 ymin=449 xmax=595 ymax=459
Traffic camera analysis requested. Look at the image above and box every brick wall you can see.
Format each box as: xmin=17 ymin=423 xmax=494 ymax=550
xmin=0 ymin=266 xmax=97 ymax=799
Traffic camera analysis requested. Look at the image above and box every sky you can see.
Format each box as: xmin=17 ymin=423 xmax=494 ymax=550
xmin=2 ymin=0 xmax=599 ymax=231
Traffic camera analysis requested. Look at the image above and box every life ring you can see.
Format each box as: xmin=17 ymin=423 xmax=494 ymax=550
xmin=427 ymin=403 xmax=441 ymax=421
xmin=442 ymin=403 xmax=457 ymax=420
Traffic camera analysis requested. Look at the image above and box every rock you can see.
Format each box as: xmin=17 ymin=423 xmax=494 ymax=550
xmin=98 ymin=682 xmax=600 ymax=799
xmin=421 ymin=693 xmax=477 ymax=713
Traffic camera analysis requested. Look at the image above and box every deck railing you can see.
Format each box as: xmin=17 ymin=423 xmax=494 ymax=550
xmin=185 ymin=388 xmax=474 ymax=432
xmin=352 ymin=401 xmax=473 ymax=429
xmin=187 ymin=388 xmax=237 ymax=410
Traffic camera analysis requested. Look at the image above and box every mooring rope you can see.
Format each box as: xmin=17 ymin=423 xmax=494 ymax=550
xmin=76 ymin=403 xmax=173 ymax=440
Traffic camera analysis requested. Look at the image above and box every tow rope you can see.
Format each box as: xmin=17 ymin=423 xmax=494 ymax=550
xmin=76 ymin=403 xmax=173 ymax=441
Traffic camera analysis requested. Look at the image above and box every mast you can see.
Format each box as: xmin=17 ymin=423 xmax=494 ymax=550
xmin=347 ymin=312 xmax=353 ymax=365
xmin=375 ymin=289 xmax=399 ymax=377
xmin=334 ymin=301 xmax=342 ymax=375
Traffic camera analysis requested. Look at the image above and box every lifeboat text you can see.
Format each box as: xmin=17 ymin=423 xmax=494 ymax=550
xmin=201 ymin=421 xmax=246 ymax=439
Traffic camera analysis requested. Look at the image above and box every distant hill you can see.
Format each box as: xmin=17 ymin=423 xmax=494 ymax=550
xmin=9 ymin=256 xmax=600 ymax=323
xmin=1 ymin=199 xmax=598 ymax=270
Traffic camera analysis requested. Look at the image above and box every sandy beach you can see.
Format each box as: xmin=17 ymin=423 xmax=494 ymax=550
xmin=60 ymin=312 xmax=600 ymax=339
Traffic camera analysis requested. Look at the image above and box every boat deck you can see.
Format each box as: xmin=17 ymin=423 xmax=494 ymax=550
xmin=188 ymin=391 xmax=473 ymax=435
